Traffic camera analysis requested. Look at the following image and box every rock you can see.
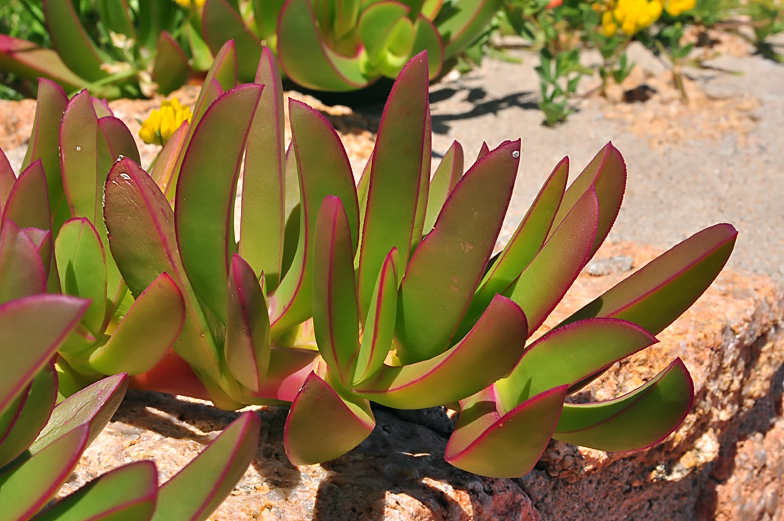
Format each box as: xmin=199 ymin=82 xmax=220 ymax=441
xmin=58 ymin=241 xmax=783 ymax=520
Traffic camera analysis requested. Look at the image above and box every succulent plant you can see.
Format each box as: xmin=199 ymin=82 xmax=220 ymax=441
xmin=3 ymin=41 xmax=735 ymax=478
xmin=0 ymin=258 xmax=261 ymax=520
xmin=0 ymin=0 xmax=210 ymax=99
xmin=202 ymin=0 xmax=504 ymax=88
xmin=0 ymin=0 xmax=503 ymax=98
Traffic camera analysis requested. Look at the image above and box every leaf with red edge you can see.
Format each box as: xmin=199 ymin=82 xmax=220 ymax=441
xmin=60 ymin=91 xmax=100 ymax=223
xmin=284 ymin=371 xmax=374 ymax=466
xmin=313 ymin=196 xmax=360 ymax=386
xmin=0 ymin=221 xmax=47 ymax=304
xmin=43 ymin=0 xmax=109 ymax=82
xmin=0 ymin=295 xmax=87 ymax=417
xmin=245 ymin=347 xmax=320 ymax=404
xmin=153 ymin=31 xmax=191 ymax=95
xmin=150 ymin=120 xmax=189 ymax=196
xmin=0 ymin=424 xmax=89 ymax=520
xmin=475 ymin=142 xmax=490 ymax=161
xmin=355 ymin=294 xmax=527 ymax=409
xmin=277 ymin=0 xmax=370 ymax=91
xmin=269 ymin=100 xmax=358 ymax=337
xmin=0 ymin=34 xmax=88 ymax=94
xmin=30 ymin=373 xmax=128 ymax=454
xmin=175 ymin=84 xmax=263 ymax=325
xmin=151 ymin=411 xmax=261 ymax=521
xmin=355 ymin=248 xmax=399 ymax=384
xmin=192 ymin=41 xmax=237 ymax=127
xmin=466 ymin=156 xmax=568 ymax=326
xmin=560 ymin=224 xmax=738 ymax=336
xmin=503 ymin=188 xmax=599 ymax=333
xmin=240 ymin=47 xmax=286 ymax=290
xmin=396 ymin=139 xmax=519 ymax=363
xmin=412 ymin=15 xmax=444 ymax=79
xmin=495 ymin=318 xmax=657 ymax=413
xmin=22 ymin=228 xmax=59 ymax=294
xmin=439 ymin=0 xmax=504 ymax=59
xmin=0 ymin=363 xmax=57 ymax=469
xmin=554 ymin=358 xmax=694 ymax=452
xmin=31 ymin=460 xmax=158 ymax=521
xmin=358 ymin=2 xmax=411 ymax=63
xmin=547 ymin=142 xmax=625 ymax=257
xmin=2 ymin=160 xmax=50 ymax=231
xmin=98 ymin=116 xmax=141 ymax=167
xmin=445 ymin=384 xmax=566 ymax=478
xmin=21 ymin=79 xmax=70 ymax=233
xmin=104 ymin=158 xmax=224 ymax=387
xmin=202 ymin=0 xmax=262 ymax=82
xmin=423 ymin=140 xmax=463 ymax=233
xmin=55 ymin=218 xmax=107 ymax=337
xmin=0 ymin=149 xmax=14 ymax=213
xmin=89 ymin=273 xmax=186 ymax=375
xmin=225 ymin=254 xmax=271 ymax=393
xmin=358 ymin=52 xmax=429 ymax=317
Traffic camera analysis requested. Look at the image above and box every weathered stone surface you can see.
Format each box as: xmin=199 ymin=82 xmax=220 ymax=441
xmin=60 ymin=241 xmax=783 ymax=520
xmin=521 ymin=242 xmax=784 ymax=520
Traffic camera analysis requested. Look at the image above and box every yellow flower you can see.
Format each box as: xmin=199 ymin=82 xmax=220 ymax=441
xmin=604 ymin=0 xmax=663 ymax=35
xmin=139 ymin=97 xmax=193 ymax=146
xmin=664 ymin=0 xmax=695 ymax=16
xmin=174 ymin=0 xmax=205 ymax=9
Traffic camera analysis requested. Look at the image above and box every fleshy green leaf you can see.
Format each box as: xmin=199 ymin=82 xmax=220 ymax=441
xmin=466 ymin=156 xmax=568 ymax=324
xmin=357 ymin=52 xmax=429 ymax=317
xmin=31 ymin=460 xmax=158 ymax=521
xmin=60 ymin=91 xmax=100 ymax=223
xmin=269 ymin=99 xmax=358 ymax=337
xmin=0 ymin=425 xmax=89 ymax=520
xmin=104 ymin=158 xmax=225 ymax=389
xmin=30 ymin=373 xmax=128 ymax=454
xmin=2 ymin=161 xmax=50 ymax=232
xmin=423 ymin=140 xmax=463 ymax=233
xmin=150 ymin=120 xmax=189 ymax=197
xmin=495 ymin=318 xmax=657 ymax=414
xmin=412 ymin=15 xmax=444 ymax=79
xmin=355 ymin=248 xmax=399 ymax=384
xmin=153 ymin=32 xmax=191 ymax=95
xmin=445 ymin=384 xmax=566 ymax=478
xmin=175 ymin=84 xmax=263 ymax=324
xmin=359 ymin=2 xmax=411 ymax=63
xmin=88 ymin=273 xmax=185 ymax=375
xmin=312 ymin=196 xmax=360 ymax=386
xmin=554 ymin=358 xmax=693 ymax=451
xmin=395 ymin=140 xmax=519 ymax=363
xmin=438 ymin=0 xmax=504 ymax=59
xmin=355 ymin=294 xmax=527 ymax=409
xmin=284 ymin=371 xmax=374 ymax=465
xmin=0 ymin=363 xmax=57 ymax=469
xmin=277 ymin=0 xmax=370 ymax=91
xmin=0 ymin=149 xmax=14 ymax=213
xmin=43 ymin=0 xmax=109 ymax=82
xmin=21 ymin=79 xmax=70 ymax=233
xmin=225 ymin=254 xmax=271 ymax=393
xmin=151 ymin=411 xmax=261 ymax=521
xmin=55 ymin=218 xmax=107 ymax=337
xmin=503 ymin=188 xmax=598 ymax=333
xmin=239 ymin=47 xmax=286 ymax=290
xmin=0 ymin=221 xmax=47 ymax=304
xmin=246 ymin=347 xmax=320 ymax=404
xmin=560 ymin=224 xmax=738 ymax=336
xmin=96 ymin=0 xmax=136 ymax=39
xmin=547 ymin=142 xmax=625 ymax=257
xmin=0 ymin=35 xmax=88 ymax=95
xmin=202 ymin=0 xmax=262 ymax=82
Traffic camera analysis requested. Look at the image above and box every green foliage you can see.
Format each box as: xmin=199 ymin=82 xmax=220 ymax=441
xmin=498 ymin=0 xmax=784 ymax=123
xmin=1 ymin=45 xmax=736 ymax=478
xmin=0 ymin=0 xmax=505 ymax=98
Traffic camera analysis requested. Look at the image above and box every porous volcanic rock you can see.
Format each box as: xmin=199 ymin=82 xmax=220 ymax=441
xmin=60 ymin=241 xmax=783 ymax=520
